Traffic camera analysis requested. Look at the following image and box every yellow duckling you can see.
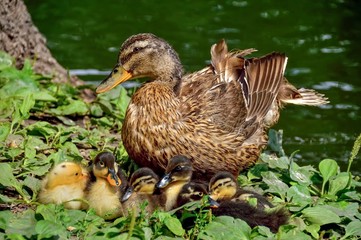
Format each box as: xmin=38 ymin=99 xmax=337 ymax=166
xmin=86 ymin=152 xmax=127 ymax=220
xmin=156 ymin=155 xmax=194 ymax=211
xmin=38 ymin=161 xmax=89 ymax=210
xmin=121 ymin=167 xmax=161 ymax=213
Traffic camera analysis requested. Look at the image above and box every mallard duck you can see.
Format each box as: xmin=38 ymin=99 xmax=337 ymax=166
xmin=96 ymin=33 xmax=328 ymax=181
xmin=208 ymin=171 xmax=273 ymax=209
xmin=86 ymin=152 xmax=128 ymax=220
xmin=121 ymin=167 xmax=161 ymax=213
xmin=38 ymin=161 xmax=89 ymax=210
xmin=156 ymin=155 xmax=194 ymax=211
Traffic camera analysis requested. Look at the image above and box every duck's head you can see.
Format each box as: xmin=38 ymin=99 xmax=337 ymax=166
xmin=208 ymin=171 xmax=238 ymax=201
xmin=121 ymin=167 xmax=159 ymax=202
xmin=156 ymin=155 xmax=193 ymax=189
xmin=46 ymin=162 xmax=88 ymax=189
xmin=92 ymin=152 xmax=121 ymax=187
xmin=96 ymin=33 xmax=183 ymax=93
xmin=177 ymin=182 xmax=208 ymax=207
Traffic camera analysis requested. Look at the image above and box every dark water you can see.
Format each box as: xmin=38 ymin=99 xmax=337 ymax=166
xmin=27 ymin=0 xmax=361 ymax=175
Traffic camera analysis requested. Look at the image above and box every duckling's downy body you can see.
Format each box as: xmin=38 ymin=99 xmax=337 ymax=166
xmin=96 ymin=33 xmax=328 ymax=181
xmin=121 ymin=167 xmax=161 ymax=213
xmin=38 ymin=162 xmax=89 ymax=210
xmin=156 ymin=155 xmax=194 ymax=211
xmin=86 ymin=152 xmax=127 ymax=220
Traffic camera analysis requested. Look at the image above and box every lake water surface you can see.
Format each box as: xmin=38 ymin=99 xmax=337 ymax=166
xmin=27 ymin=0 xmax=361 ymax=175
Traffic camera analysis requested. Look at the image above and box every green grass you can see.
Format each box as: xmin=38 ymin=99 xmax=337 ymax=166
xmin=0 ymin=51 xmax=360 ymax=239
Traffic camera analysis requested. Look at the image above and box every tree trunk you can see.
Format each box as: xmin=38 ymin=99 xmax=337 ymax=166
xmin=0 ymin=0 xmax=81 ymax=85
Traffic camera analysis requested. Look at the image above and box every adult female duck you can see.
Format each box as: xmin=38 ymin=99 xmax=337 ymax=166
xmin=96 ymin=33 xmax=328 ymax=180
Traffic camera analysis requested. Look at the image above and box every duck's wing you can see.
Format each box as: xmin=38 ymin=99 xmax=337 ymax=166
xmin=179 ymin=40 xmax=287 ymax=135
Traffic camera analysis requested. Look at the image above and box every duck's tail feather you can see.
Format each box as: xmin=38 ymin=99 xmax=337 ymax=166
xmin=281 ymin=88 xmax=329 ymax=106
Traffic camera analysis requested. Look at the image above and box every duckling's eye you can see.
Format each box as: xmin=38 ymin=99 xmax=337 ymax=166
xmin=99 ymin=161 xmax=105 ymax=167
xmin=75 ymin=172 xmax=79 ymax=176
xmin=174 ymin=165 xmax=183 ymax=172
xmin=133 ymin=47 xmax=141 ymax=53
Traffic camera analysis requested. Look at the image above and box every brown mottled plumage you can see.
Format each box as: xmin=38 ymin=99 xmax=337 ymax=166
xmin=96 ymin=33 xmax=328 ymax=181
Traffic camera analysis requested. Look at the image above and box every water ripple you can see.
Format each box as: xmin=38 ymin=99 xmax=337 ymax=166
xmin=313 ymin=81 xmax=355 ymax=91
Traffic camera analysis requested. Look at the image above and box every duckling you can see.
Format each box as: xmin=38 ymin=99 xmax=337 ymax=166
xmin=86 ymin=152 xmax=127 ymax=220
xmin=156 ymin=155 xmax=194 ymax=211
xmin=38 ymin=161 xmax=89 ymax=210
xmin=209 ymin=200 xmax=289 ymax=233
xmin=176 ymin=182 xmax=208 ymax=208
xmin=208 ymin=172 xmax=289 ymax=232
xmin=208 ymin=171 xmax=273 ymax=209
xmin=121 ymin=167 xmax=161 ymax=213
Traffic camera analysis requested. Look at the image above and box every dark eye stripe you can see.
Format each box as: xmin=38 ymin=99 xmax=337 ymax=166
xmin=120 ymin=46 xmax=148 ymax=65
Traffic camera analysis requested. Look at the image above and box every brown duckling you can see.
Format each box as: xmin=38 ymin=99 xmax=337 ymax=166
xmin=96 ymin=33 xmax=328 ymax=181
xmin=86 ymin=152 xmax=127 ymax=220
xmin=156 ymin=155 xmax=194 ymax=211
xmin=121 ymin=167 xmax=161 ymax=213
xmin=208 ymin=172 xmax=289 ymax=233
xmin=209 ymin=200 xmax=289 ymax=233
xmin=208 ymin=171 xmax=273 ymax=209
xmin=176 ymin=182 xmax=208 ymax=208
xmin=38 ymin=161 xmax=89 ymax=210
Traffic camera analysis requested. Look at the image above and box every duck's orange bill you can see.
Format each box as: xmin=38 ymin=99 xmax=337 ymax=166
xmin=96 ymin=65 xmax=133 ymax=93
xmin=107 ymin=174 xmax=121 ymax=186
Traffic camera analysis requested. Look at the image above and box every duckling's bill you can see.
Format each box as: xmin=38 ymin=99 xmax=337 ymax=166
xmin=96 ymin=64 xmax=132 ymax=93
xmin=208 ymin=196 xmax=220 ymax=208
xmin=156 ymin=173 xmax=171 ymax=189
xmin=121 ymin=186 xmax=134 ymax=202
xmin=107 ymin=168 xmax=121 ymax=186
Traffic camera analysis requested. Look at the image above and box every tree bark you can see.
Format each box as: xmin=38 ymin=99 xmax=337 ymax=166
xmin=0 ymin=0 xmax=81 ymax=85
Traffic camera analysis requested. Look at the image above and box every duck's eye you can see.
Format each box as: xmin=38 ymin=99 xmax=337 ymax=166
xmin=133 ymin=47 xmax=141 ymax=53
xmin=99 ymin=161 xmax=105 ymax=167
xmin=75 ymin=172 xmax=79 ymax=176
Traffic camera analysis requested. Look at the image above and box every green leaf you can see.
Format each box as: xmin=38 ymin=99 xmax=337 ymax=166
xmin=328 ymin=172 xmax=351 ymax=196
xmin=5 ymin=209 xmax=37 ymax=238
xmin=26 ymin=121 xmax=58 ymax=138
xmin=286 ymin=185 xmax=312 ymax=208
xmin=319 ymin=159 xmax=338 ymax=183
xmin=51 ymin=99 xmax=88 ymax=116
xmin=289 ymin=163 xmax=314 ymax=186
xmin=199 ymin=216 xmax=251 ymax=240
xmin=34 ymin=90 xmax=57 ymax=102
xmin=20 ymin=94 xmax=35 ymax=119
xmin=0 ymin=122 xmax=11 ymax=142
xmin=319 ymin=159 xmax=338 ymax=195
xmin=35 ymin=220 xmax=67 ymax=239
xmin=261 ymin=171 xmax=289 ymax=199
xmin=0 ymin=163 xmax=22 ymax=189
xmin=302 ymin=206 xmax=341 ymax=225
xmin=343 ymin=220 xmax=361 ymax=239
xmin=164 ymin=216 xmax=185 ymax=236
xmin=0 ymin=210 xmax=13 ymax=230
xmin=305 ymin=223 xmax=320 ymax=239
